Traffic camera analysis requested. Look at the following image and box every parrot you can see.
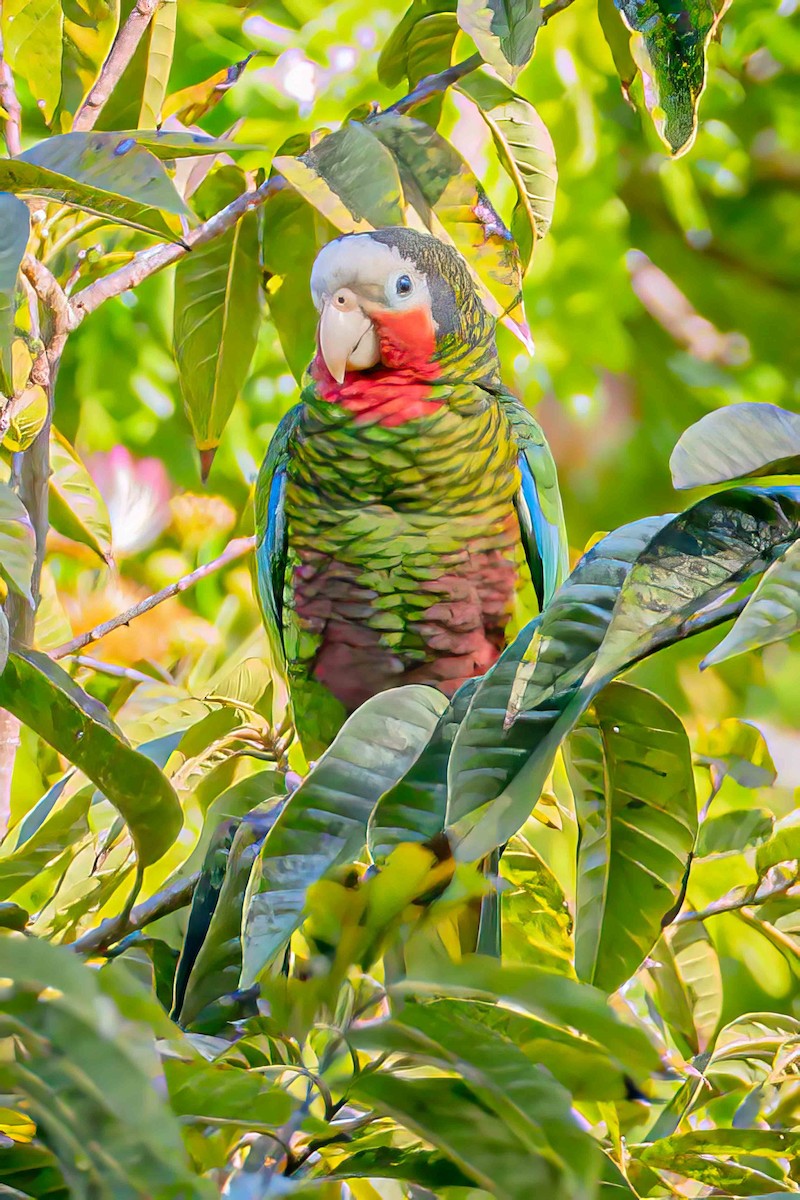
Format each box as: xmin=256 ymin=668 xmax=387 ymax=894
xmin=255 ymin=227 xmax=568 ymax=758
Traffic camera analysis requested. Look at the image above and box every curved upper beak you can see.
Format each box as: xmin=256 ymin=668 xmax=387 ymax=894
xmin=318 ymin=288 xmax=380 ymax=383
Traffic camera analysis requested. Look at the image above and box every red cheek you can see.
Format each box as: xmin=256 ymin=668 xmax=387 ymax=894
xmin=374 ymin=306 xmax=436 ymax=370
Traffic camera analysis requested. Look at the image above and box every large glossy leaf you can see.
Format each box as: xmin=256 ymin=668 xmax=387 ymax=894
xmin=173 ymin=166 xmax=261 ymax=454
xmin=0 ymin=649 xmax=181 ymax=866
xmin=55 ymin=0 xmax=119 ymax=132
xmin=352 ymin=1001 xmax=601 ymax=1199
xmin=0 ymin=193 xmax=29 ymax=397
xmin=368 ymin=678 xmax=477 ymax=861
xmin=500 ymin=847 xmax=574 ymax=973
xmin=139 ymin=0 xmax=176 ymax=126
xmin=643 ymin=922 xmax=722 ymax=1055
xmin=325 ymin=1146 xmax=473 ymax=1190
xmin=48 ymin=428 xmax=113 ymax=564
xmin=565 ymin=681 xmax=696 ymax=992
xmin=0 ymin=481 xmax=35 ymax=604
xmin=2 ymin=133 xmax=191 ymax=240
xmin=1 ymin=0 xmax=63 ymax=124
xmin=446 ymin=516 xmax=670 ymax=860
xmin=671 ymin=404 xmax=800 ymax=490
xmin=0 ymin=936 xmax=214 ymax=1199
xmin=457 ymin=0 xmax=541 ymax=85
xmin=615 ymin=0 xmax=728 ymax=155
xmin=240 ymin=685 xmax=448 ymax=986
xmin=702 ymin=538 xmax=800 ymax=667
xmin=457 ymin=70 xmax=557 ymax=268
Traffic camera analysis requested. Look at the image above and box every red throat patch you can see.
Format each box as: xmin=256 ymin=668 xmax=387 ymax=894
xmin=311 ymin=304 xmax=442 ymax=427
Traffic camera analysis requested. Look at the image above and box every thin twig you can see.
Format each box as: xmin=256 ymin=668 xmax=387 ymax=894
xmin=73 ymin=655 xmax=162 ymax=684
xmin=72 ymin=870 xmax=200 ymax=955
xmin=675 ymin=873 xmax=798 ymax=925
xmin=72 ymin=0 xmax=161 ymax=133
xmin=50 ymin=535 xmax=256 ymax=660
xmin=386 ymin=53 xmax=482 ymax=115
xmin=0 ymin=31 xmax=22 ymax=157
xmin=541 ymin=0 xmax=578 ymax=22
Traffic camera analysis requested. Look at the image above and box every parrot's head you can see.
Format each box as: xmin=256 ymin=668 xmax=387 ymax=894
xmin=309 ymin=227 xmax=494 ymax=384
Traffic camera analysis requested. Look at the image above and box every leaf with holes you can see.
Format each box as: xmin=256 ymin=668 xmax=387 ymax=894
xmin=0 ymin=193 xmax=29 ymax=397
xmin=671 ymin=403 xmax=800 ymax=489
xmin=173 ymin=166 xmax=260 ymax=454
xmin=457 ymin=0 xmax=542 ymax=84
xmin=703 ymin=539 xmax=800 ymax=667
xmin=565 ymin=682 xmax=696 ymax=992
xmin=49 ymin=429 xmax=113 ymax=564
xmin=240 ymin=685 xmax=447 ymax=986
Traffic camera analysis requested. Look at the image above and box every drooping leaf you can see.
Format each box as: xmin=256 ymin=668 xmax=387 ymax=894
xmin=756 ymin=810 xmax=800 ymax=874
xmin=161 ymin=53 xmax=255 ymax=125
xmin=173 ymin=166 xmax=261 ymax=454
xmin=671 ymin=403 xmax=800 ymax=489
xmin=564 ymin=681 xmax=697 ymax=992
xmin=0 ymin=1138 xmax=70 ymax=1197
xmin=598 ymin=0 xmax=637 ymax=92
xmin=615 ymin=0 xmax=729 ymax=155
xmin=457 ymin=0 xmax=542 ymax=85
xmin=457 ymin=70 xmax=557 ymax=267
xmin=694 ymin=719 xmax=777 ymax=790
xmin=1 ymin=0 xmax=63 ymax=124
xmin=139 ymin=0 xmax=176 ymax=127
xmin=500 ymin=847 xmax=574 ymax=973
xmin=55 ymin=0 xmax=120 ymax=133
xmin=2 ymin=133 xmax=192 ymax=240
xmin=702 ymin=539 xmax=800 ymax=667
xmin=695 ymin=808 xmax=774 ymax=858
xmin=0 ymin=193 xmax=30 ymax=398
xmin=240 ymin=685 xmax=448 ymax=986
xmin=48 ymin=428 xmax=113 ymax=564
xmin=368 ymin=678 xmax=477 ymax=862
xmin=0 ymin=481 xmax=35 ymax=604
xmin=0 ymin=649 xmax=182 ymax=866
xmin=643 ymin=921 xmax=722 ymax=1055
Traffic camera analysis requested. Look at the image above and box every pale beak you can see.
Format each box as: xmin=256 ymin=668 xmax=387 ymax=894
xmin=318 ymin=287 xmax=380 ymax=383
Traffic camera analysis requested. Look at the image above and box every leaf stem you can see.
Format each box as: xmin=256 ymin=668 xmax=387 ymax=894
xmin=72 ymin=870 xmax=200 ymax=954
xmin=72 ymin=0 xmax=162 ymax=133
xmin=0 ymin=31 xmax=22 ymax=157
xmin=49 ymin=535 xmax=256 ymax=660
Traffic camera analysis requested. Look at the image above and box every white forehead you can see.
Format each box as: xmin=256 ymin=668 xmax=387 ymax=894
xmin=310 ymin=234 xmax=425 ymax=310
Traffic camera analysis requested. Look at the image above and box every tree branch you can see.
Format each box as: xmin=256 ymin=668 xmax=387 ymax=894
xmin=0 ymin=32 xmax=22 ymax=157
xmin=72 ymin=870 xmax=200 ymax=955
xmin=386 ymin=54 xmax=482 ymax=115
xmin=72 ymin=0 xmax=161 ymax=133
xmin=675 ymin=872 xmax=798 ymax=925
xmin=541 ymin=0 xmax=578 ymax=22
xmin=50 ymin=535 xmax=256 ymax=660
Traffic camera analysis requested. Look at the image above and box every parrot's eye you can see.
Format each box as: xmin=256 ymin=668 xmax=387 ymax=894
xmin=394 ymin=274 xmax=413 ymax=297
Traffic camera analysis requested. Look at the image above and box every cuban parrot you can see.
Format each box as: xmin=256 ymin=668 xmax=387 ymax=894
xmin=255 ymin=227 xmax=568 ymax=757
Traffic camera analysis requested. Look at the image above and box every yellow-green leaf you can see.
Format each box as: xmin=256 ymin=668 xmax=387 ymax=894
xmin=0 ymin=193 xmax=30 ymax=397
xmin=49 ymin=428 xmax=113 ymax=564
xmin=139 ymin=0 xmax=176 ymax=127
xmin=0 ymin=481 xmax=35 ymax=605
xmin=56 ymin=0 xmax=120 ymax=132
xmin=1 ymin=0 xmax=63 ymax=124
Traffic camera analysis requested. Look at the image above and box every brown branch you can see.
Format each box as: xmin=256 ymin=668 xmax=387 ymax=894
xmin=50 ymin=535 xmax=256 ymax=660
xmin=72 ymin=0 xmax=161 ymax=133
xmin=541 ymin=0 xmax=578 ymax=21
xmin=72 ymin=870 xmax=200 ymax=955
xmin=386 ymin=53 xmax=482 ymax=115
xmin=675 ymin=872 xmax=798 ymax=925
xmin=0 ymin=31 xmax=22 ymax=157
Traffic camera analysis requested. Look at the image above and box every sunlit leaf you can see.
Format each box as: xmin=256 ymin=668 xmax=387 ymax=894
xmin=756 ymin=810 xmax=800 ymax=874
xmin=696 ymin=808 xmax=774 ymax=858
xmin=122 ymin=129 xmax=264 ymax=158
xmin=378 ymin=0 xmax=458 ymax=123
xmin=643 ymin=922 xmax=722 ymax=1055
xmin=615 ymin=0 xmax=729 ymax=155
xmin=0 ymin=481 xmax=35 ymax=605
xmin=638 ymin=1128 xmax=800 ymax=1193
xmin=0 ymin=193 xmax=29 ymax=397
xmin=0 ymin=650 xmax=182 ymax=866
xmin=49 ymin=428 xmax=113 ymax=565
xmin=240 ymin=685 xmax=448 ymax=986
xmin=671 ymin=403 xmax=800 ymax=489
xmin=173 ymin=166 xmax=261 ymax=454
xmin=597 ymin=0 xmax=637 ymax=92
xmin=161 ymin=53 xmax=255 ymax=125
xmin=2 ymin=133 xmax=192 ymax=240
xmin=0 ymin=783 xmax=91 ymax=902
xmin=457 ymin=0 xmax=542 ymax=85
xmin=55 ymin=0 xmax=120 ymax=133
xmin=139 ymin=0 xmax=176 ymax=127
xmin=500 ymin=847 xmax=574 ymax=973
xmin=703 ymin=539 xmax=800 ymax=667
xmin=1 ymin=0 xmax=63 ymax=124
xmin=457 ymin=69 xmax=557 ymax=267
xmin=694 ymin=719 xmax=777 ymax=790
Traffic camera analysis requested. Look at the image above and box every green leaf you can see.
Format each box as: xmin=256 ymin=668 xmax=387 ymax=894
xmin=55 ymin=0 xmax=120 ymax=132
xmin=48 ymin=428 xmax=113 ymax=564
xmin=0 ymin=649 xmax=181 ymax=866
xmin=326 ymin=1146 xmax=473 ymax=1190
xmin=695 ymin=808 xmax=774 ymax=857
xmin=446 ymin=515 xmax=670 ymax=860
xmin=705 ymin=1012 xmax=800 ymax=1090
xmin=457 ymin=0 xmax=542 ymax=85
xmin=351 ymin=1000 xmax=601 ymax=1199
xmin=615 ymin=0 xmax=728 ymax=155
xmin=500 ymin=847 xmax=574 ymax=973
xmin=671 ymin=403 xmax=800 ymax=489
xmin=173 ymin=166 xmax=261 ymax=453
xmin=643 ymin=921 xmax=722 ymax=1055
xmin=368 ymin=679 xmax=477 ymax=862
xmin=0 ymin=193 xmax=30 ymax=397
xmin=0 ymin=609 xmax=8 ymax=675
xmin=240 ymin=685 xmax=448 ymax=986
xmin=457 ymin=70 xmax=557 ymax=267
xmin=638 ymin=1129 xmax=800 ymax=1193
xmin=3 ymin=133 xmax=192 ymax=240
xmin=0 ymin=783 xmax=91 ymax=902
xmin=0 ymin=482 xmax=35 ymax=605
xmin=378 ymin=0 xmax=458 ymax=123
xmin=139 ymin=0 xmax=176 ymax=127
xmin=694 ymin=719 xmax=777 ymax=790
xmin=0 ymin=1142 xmax=69 ymax=1199
xmin=703 ymin=539 xmax=800 ymax=667
xmin=164 ymin=1056 xmax=293 ymax=1131
xmin=565 ymin=681 xmax=697 ymax=992
xmin=597 ymin=0 xmax=637 ymax=91
xmin=119 ymin=130 xmax=265 ymax=158
xmin=756 ymin=810 xmax=800 ymax=874
xmin=1 ymin=0 xmax=63 ymax=125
